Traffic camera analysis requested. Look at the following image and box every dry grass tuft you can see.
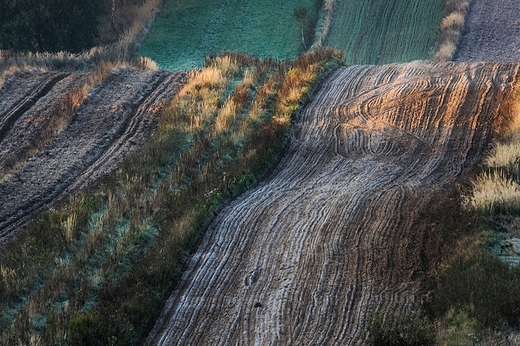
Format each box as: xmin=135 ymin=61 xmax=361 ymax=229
xmin=464 ymin=171 xmax=520 ymax=214
xmin=440 ymin=12 xmax=465 ymax=30
xmin=433 ymin=0 xmax=470 ymax=62
xmin=485 ymin=139 xmax=520 ymax=172
xmin=434 ymin=42 xmax=458 ymax=63
xmin=215 ymin=97 xmax=238 ymax=132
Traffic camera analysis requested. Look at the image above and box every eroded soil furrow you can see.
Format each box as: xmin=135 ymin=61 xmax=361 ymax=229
xmin=59 ymin=71 xmax=188 ymax=197
xmin=147 ymin=62 xmax=519 ymax=345
xmin=0 ymin=72 xmax=68 ymax=144
xmin=0 ymin=69 xmax=186 ymax=242
xmin=0 ymin=73 xmax=90 ymax=180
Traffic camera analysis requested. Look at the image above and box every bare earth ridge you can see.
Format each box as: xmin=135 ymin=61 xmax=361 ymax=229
xmin=146 ymin=62 xmax=519 ymax=345
xmin=0 ymin=69 xmax=187 ymax=246
xmin=454 ymin=0 xmax=520 ymax=62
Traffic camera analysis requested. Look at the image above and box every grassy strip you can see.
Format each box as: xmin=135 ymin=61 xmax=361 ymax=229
xmin=311 ymin=0 xmax=337 ymax=50
xmin=432 ymin=0 xmax=470 ymax=62
xmin=138 ymin=0 xmax=322 ymax=71
xmin=323 ymin=0 xmax=443 ymax=65
xmin=0 ymin=49 xmax=343 ymax=345
xmin=98 ymin=0 xmax=162 ymax=47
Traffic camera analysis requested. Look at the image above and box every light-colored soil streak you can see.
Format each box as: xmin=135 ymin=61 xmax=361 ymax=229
xmin=147 ymin=62 xmax=519 ymax=345
xmin=0 ymin=69 xmax=187 ymax=244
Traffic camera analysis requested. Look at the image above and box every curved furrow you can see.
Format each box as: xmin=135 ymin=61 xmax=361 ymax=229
xmin=147 ymin=62 xmax=519 ymax=345
xmin=59 ymin=71 xmax=188 ymax=196
xmin=0 ymin=72 xmax=68 ymax=144
xmin=0 ymin=73 xmax=90 ymax=180
xmin=0 ymin=69 xmax=186 ymax=242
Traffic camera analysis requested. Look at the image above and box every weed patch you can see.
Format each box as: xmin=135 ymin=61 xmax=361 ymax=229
xmin=366 ymin=308 xmax=435 ymax=346
xmin=425 ymin=74 xmax=520 ymax=342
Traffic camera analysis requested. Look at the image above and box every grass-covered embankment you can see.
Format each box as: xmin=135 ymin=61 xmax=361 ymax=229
xmin=0 ymin=49 xmax=343 ymax=345
xmin=138 ymin=0 xmax=322 ymax=71
xmin=324 ymin=0 xmax=443 ymax=65
xmin=428 ymin=75 xmax=520 ymax=344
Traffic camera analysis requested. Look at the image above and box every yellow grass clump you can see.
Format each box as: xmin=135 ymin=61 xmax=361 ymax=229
xmin=215 ymin=97 xmax=237 ymax=132
xmin=464 ymin=80 xmax=520 ymax=214
xmin=464 ymin=171 xmax=520 ymax=214
xmin=183 ymin=68 xmax=227 ymax=94
xmin=440 ymin=12 xmax=465 ymax=30
xmin=485 ymin=139 xmax=520 ymax=172
xmin=212 ymin=56 xmax=240 ymax=76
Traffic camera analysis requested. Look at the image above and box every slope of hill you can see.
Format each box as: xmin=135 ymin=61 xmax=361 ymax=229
xmin=146 ymin=61 xmax=519 ymax=345
xmin=323 ymin=0 xmax=443 ymax=64
xmin=0 ymin=69 xmax=187 ymax=245
xmin=138 ymin=0 xmax=320 ymax=71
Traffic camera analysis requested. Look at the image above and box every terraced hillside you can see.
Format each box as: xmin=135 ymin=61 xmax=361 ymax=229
xmin=0 ymin=69 xmax=187 ymax=245
xmin=146 ymin=61 xmax=519 ymax=345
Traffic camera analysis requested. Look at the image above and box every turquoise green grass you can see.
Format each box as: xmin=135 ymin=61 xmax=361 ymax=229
xmin=325 ymin=0 xmax=443 ymax=65
xmin=139 ymin=0 xmax=320 ymax=71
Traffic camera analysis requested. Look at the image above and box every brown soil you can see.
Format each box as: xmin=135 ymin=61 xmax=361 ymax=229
xmin=0 ymin=68 xmax=187 ymax=245
xmin=146 ymin=62 xmax=519 ymax=345
xmin=454 ymin=0 xmax=520 ymax=62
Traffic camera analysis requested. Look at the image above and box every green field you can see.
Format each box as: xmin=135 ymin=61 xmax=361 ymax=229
xmin=325 ymin=0 xmax=443 ymax=65
xmin=139 ymin=0 xmax=320 ymax=71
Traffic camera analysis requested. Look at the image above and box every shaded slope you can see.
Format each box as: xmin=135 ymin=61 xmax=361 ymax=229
xmin=0 ymin=69 xmax=187 ymax=244
xmin=147 ymin=61 xmax=519 ymax=345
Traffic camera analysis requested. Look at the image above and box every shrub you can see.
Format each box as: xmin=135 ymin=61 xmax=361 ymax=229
xmin=431 ymin=248 xmax=520 ymax=330
xmin=366 ymin=309 xmax=435 ymax=346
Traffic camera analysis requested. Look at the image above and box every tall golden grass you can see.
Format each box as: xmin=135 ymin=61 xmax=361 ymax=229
xmin=463 ymin=78 xmax=520 ymax=214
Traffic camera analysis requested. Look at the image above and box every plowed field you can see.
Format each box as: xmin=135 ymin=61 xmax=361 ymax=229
xmin=0 ymin=69 xmax=187 ymax=246
xmin=454 ymin=0 xmax=520 ymax=62
xmin=146 ymin=62 xmax=519 ymax=345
